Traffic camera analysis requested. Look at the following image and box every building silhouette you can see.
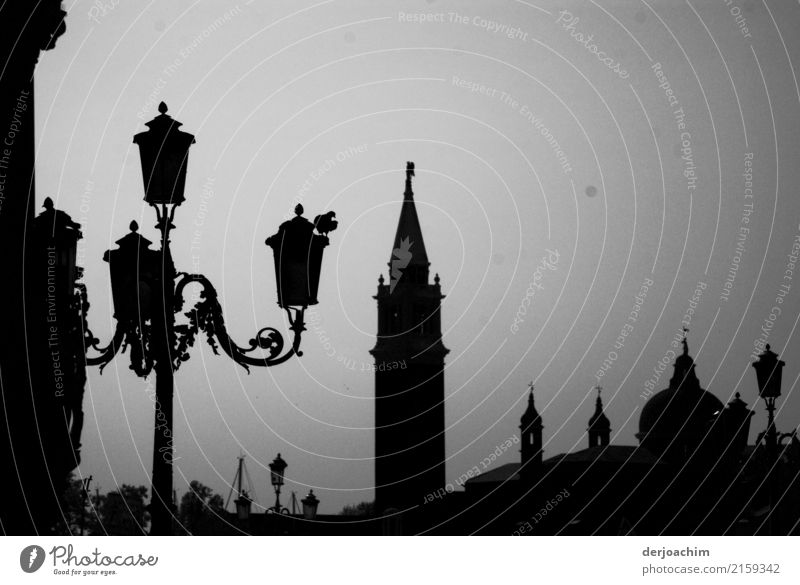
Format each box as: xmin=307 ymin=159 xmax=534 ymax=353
xmin=371 ymin=162 xmax=449 ymax=515
xmin=0 ymin=2 xmax=85 ymax=535
xmin=457 ymin=336 xmax=800 ymax=535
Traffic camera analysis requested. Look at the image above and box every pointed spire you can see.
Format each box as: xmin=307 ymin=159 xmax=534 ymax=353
xmin=588 ymin=385 xmax=611 ymax=447
xmin=389 ymin=161 xmax=430 ymax=290
xmin=588 ymin=386 xmax=610 ymax=430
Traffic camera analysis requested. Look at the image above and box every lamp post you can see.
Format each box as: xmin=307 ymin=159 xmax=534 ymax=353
xmin=752 ymin=344 xmax=785 ymax=453
xmin=301 ymin=490 xmax=320 ymax=520
xmin=752 ymin=344 xmax=792 ymax=534
xmin=268 ymin=453 xmax=289 ymax=514
xmin=82 ymin=102 xmax=338 ymax=535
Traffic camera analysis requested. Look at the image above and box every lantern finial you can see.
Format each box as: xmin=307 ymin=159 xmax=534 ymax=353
xmin=158 ymin=101 xmax=168 ymax=114
xmin=130 ymin=220 xmax=139 ymax=232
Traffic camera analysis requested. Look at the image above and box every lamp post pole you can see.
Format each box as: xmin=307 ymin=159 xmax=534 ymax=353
xmin=752 ymin=344 xmax=786 ymax=535
xmin=81 ymin=102 xmax=338 ymax=536
xmin=151 ymin=207 xmax=178 ymax=535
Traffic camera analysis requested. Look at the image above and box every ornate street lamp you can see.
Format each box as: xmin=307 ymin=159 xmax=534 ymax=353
xmin=751 ymin=344 xmax=795 ymax=534
xmin=301 ymin=490 xmax=320 ymax=520
xmin=132 ymin=101 xmax=195 ymax=207
xmin=268 ymin=453 xmax=289 ymax=514
xmin=83 ymin=102 xmax=338 ymax=535
xmin=752 ymin=344 xmax=785 ymax=452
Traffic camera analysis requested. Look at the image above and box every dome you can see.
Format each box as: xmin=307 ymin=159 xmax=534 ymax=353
xmin=636 ymin=332 xmax=724 ymax=457
xmin=638 ymin=386 xmax=723 ymax=438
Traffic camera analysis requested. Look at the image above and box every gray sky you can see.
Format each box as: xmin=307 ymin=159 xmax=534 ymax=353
xmin=36 ymin=0 xmax=800 ymax=515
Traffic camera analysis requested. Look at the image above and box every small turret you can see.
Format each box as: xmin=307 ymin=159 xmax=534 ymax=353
xmin=588 ymin=386 xmax=611 ymax=448
xmin=520 ymin=383 xmax=543 ymax=483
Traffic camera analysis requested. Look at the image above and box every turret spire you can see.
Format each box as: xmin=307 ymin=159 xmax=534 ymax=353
xmin=588 ymin=385 xmax=611 ymax=447
xmin=389 ymin=161 xmax=430 ymax=291
xmin=520 ymin=381 xmax=543 ymax=482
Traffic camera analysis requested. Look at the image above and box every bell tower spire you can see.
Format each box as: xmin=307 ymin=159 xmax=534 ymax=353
xmin=389 ymin=162 xmax=430 ymax=291
xmin=588 ymin=386 xmax=611 ymax=447
xmin=520 ymin=383 xmax=543 ymax=485
xmin=371 ymin=161 xmax=448 ymax=517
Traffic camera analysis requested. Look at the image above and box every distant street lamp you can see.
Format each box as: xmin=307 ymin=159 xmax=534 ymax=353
xmin=301 ymin=490 xmax=320 ymax=520
xmin=82 ymin=102 xmax=338 ymax=535
xmin=752 ymin=344 xmax=785 ymax=452
xmin=752 ymin=344 xmax=795 ymax=534
xmin=268 ymin=453 xmax=289 ymax=514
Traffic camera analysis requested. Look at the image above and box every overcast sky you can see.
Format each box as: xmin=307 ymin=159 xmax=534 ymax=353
xmin=36 ymin=0 xmax=800 ymax=515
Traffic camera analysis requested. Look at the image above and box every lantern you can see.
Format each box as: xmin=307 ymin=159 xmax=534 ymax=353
xmin=102 ymin=221 xmax=160 ymax=325
xmin=753 ymin=344 xmax=785 ymax=399
xmin=301 ymin=490 xmax=319 ymax=520
xmin=269 ymin=453 xmax=287 ymax=488
xmin=132 ymin=102 xmax=195 ymax=206
xmin=265 ymin=205 xmax=336 ymax=308
xmin=33 ymin=197 xmax=82 ymax=299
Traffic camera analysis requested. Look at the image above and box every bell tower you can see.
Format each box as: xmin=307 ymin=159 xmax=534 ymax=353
xmin=519 ymin=383 xmax=543 ymax=485
xmin=371 ymin=162 xmax=449 ymax=513
xmin=588 ymin=386 xmax=611 ymax=448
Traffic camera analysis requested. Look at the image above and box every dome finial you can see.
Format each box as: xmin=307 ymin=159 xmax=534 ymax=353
xmin=158 ymin=101 xmax=168 ymax=114
xmin=682 ymin=327 xmax=690 ymax=356
xmin=43 ymin=196 xmax=54 ymax=210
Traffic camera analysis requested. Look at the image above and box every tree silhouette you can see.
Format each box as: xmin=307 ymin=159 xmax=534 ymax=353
xmin=95 ymin=485 xmax=149 ymax=535
xmin=177 ymin=480 xmax=225 ymax=535
xmin=339 ymin=501 xmax=375 ymax=517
